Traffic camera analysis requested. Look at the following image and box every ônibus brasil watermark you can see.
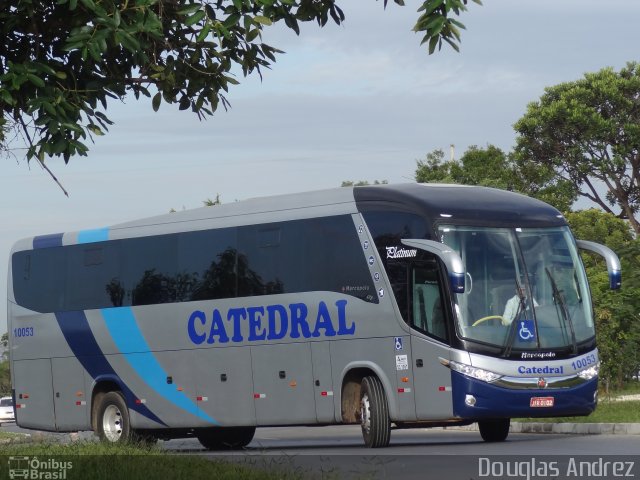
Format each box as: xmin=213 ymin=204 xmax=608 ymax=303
xmin=8 ymin=456 xmax=72 ymax=479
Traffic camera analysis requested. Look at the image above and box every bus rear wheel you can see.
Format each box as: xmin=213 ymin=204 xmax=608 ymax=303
xmin=360 ymin=376 xmax=391 ymax=448
xmin=197 ymin=427 xmax=256 ymax=450
xmin=478 ymin=418 xmax=510 ymax=442
xmin=96 ymin=391 xmax=131 ymax=443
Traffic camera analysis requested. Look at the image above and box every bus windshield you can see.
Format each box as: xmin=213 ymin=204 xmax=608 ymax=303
xmin=438 ymin=225 xmax=594 ymax=352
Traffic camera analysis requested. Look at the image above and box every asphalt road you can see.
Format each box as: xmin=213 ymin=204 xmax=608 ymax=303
xmin=163 ymin=425 xmax=640 ymax=479
xmin=4 ymin=422 xmax=639 ymax=479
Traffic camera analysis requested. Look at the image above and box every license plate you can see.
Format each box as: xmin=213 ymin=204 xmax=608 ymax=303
xmin=530 ymin=396 xmax=554 ymax=408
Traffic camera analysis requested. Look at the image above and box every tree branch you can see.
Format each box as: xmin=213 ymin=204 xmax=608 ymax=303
xmin=18 ymin=116 xmax=69 ymax=197
xmin=580 ymin=176 xmax=615 ymax=214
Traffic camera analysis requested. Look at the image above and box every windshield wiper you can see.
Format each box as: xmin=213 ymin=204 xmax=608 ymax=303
xmin=502 ymin=279 xmax=527 ymax=358
xmin=545 ymin=267 xmax=578 ymax=355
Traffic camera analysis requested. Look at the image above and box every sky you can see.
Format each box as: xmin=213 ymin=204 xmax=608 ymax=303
xmin=1 ymin=0 xmax=640 ymax=334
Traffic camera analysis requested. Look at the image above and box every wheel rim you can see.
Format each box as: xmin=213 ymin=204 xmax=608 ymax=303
xmin=102 ymin=404 xmax=123 ymax=442
xmin=360 ymin=392 xmax=371 ymax=434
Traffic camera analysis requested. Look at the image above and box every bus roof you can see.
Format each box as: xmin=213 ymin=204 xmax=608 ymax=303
xmin=354 ymin=183 xmax=566 ymax=228
xmin=11 ymin=183 xmax=566 ymax=253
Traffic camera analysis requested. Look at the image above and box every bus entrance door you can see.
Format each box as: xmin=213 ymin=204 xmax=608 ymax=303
xmin=409 ymin=263 xmax=453 ymax=420
xmin=410 ymin=336 xmax=453 ymax=420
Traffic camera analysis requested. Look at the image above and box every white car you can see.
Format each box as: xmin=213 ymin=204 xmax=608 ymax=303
xmin=0 ymin=396 xmax=15 ymax=424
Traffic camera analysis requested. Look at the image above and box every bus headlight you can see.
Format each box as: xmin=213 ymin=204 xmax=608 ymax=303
xmin=444 ymin=359 xmax=503 ymax=383
xmin=577 ymin=363 xmax=600 ymax=380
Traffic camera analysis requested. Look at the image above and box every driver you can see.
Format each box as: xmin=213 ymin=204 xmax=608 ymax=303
xmin=502 ymin=285 xmax=538 ymax=325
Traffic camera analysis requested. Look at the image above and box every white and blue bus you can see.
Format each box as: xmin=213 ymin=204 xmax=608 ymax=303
xmin=7 ymin=184 xmax=621 ymax=448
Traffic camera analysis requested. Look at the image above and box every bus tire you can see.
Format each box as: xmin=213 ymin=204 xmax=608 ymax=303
xmin=360 ymin=376 xmax=391 ymax=448
xmin=197 ymin=427 xmax=256 ymax=450
xmin=478 ymin=418 xmax=510 ymax=442
xmin=96 ymin=391 xmax=132 ymax=443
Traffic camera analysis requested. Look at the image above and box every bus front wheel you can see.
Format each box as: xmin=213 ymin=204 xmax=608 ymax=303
xmin=96 ymin=391 xmax=131 ymax=443
xmin=478 ymin=418 xmax=510 ymax=442
xmin=360 ymin=376 xmax=391 ymax=448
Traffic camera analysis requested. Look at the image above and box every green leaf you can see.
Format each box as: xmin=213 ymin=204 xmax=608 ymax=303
xmin=94 ymin=111 xmax=114 ymax=125
xmin=424 ymin=15 xmax=446 ymax=33
xmin=449 ymin=18 xmax=466 ymax=29
xmin=422 ymin=0 xmax=445 ymax=16
xmin=185 ymin=10 xmax=206 ymax=27
xmin=43 ymin=102 xmax=57 ymax=116
xmin=52 ymin=138 xmax=68 ymax=155
xmin=442 ymin=36 xmax=460 ymax=52
xmin=196 ymin=23 xmax=212 ymax=42
xmin=246 ymin=28 xmax=260 ymax=42
xmin=88 ymin=124 xmax=104 ymax=136
xmin=33 ymin=63 xmax=57 ymax=76
xmin=177 ymin=3 xmax=202 ymax=15
xmin=152 ymin=92 xmax=161 ymax=112
xmin=27 ymin=73 xmax=45 ymax=88
xmin=223 ymin=13 xmax=241 ymax=28
xmin=79 ymin=0 xmax=96 ymax=10
xmin=115 ymin=31 xmax=140 ymax=52
xmin=253 ymin=15 xmax=272 ymax=26
xmin=428 ymin=35 xmax=439 ymax=54
xmin=179 ymin=95 xmax=190 ymax=110
xmin=224 ymin=75 xmax=240 ymax=85
xmin=0 ymin=89 xmax=14 ymax=105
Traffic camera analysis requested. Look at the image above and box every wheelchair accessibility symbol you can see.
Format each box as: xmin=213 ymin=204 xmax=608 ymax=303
xmin=518 ymin=320 xmax=536 ymax=342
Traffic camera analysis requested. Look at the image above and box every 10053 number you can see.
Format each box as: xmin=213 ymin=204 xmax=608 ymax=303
xmin=13 ymin=327 xmax=34 ymax=338
xmin=571 ymin=353 xmax=597 ymax=370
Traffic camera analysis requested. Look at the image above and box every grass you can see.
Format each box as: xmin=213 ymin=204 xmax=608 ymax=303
xmin=604 ymin=381 xmax=640 ymax=396
xmin=517 ymin=399 xmax=640 ymax=424
xmin=0 ymin=430 xmax=24 ymax=440
xmin=0 ymin=441 xmax=306 ymax=480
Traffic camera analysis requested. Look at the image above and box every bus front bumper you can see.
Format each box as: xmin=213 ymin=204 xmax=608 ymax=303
xmin=451 ymin=370 xmax=598 ymax=419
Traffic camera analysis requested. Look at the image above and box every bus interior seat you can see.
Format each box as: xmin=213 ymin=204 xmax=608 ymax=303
xmin=490 ymin=283 xmax=514 ymax=317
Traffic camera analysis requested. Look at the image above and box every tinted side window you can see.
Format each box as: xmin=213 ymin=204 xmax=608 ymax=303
xmin=362 ymin=211 xmax=429 ymax=250
xmin=386 ymin=263 xmax=409 ymax=322
xmin=65 ymin=244 xmax=120 ymax=310
xmin=12 ymin=248 xmax=65 ymax=313
xmin=305 ymin=216 xmax=376 ymax=303
xmin=13 ymin=216 xmax=376 ymax=312
xmin=238 ymin=216 xmax=376 ymax=302
xmin=411 ymin=261 xmax=448 ymax=342
xmin=119 ymin=235 xmax=178 ymax=306
xmin=362 ymin=211 xmax=429 ymax=318
xmin=179 ymin=229 xmax=238 ymax=301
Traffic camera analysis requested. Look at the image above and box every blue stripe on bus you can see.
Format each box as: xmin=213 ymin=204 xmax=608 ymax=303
xmin=55 ymin=311 xmax=166 ymax=426
xmin=101 ymin=307 xmax=218 ymax=425
xmin=33 ymin=233 xmax=64 ymax=249
xmin=77 ymin=227 xmax=109 ymax=244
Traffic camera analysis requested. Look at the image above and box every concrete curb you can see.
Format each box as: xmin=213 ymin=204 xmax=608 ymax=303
xmin=512 ymin=422 xmax=640 ymax=435
xmin=449 ymin=422 xmax=640 ymax=435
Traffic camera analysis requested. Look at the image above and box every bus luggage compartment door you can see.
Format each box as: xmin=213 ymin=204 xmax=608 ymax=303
xmin=12 ymin=359 xmax=56 ymax=430
xmin=52 ymin=357 xmax=90 ymax=431
xmin=251 ymin=343 xmax=316 ymax=425
xmin=311 ymin=341 xmax=335 ymax=423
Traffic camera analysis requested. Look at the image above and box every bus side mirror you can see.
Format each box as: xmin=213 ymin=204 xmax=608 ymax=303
xmin=401 ymin=239 xmax=465 ymax=294
xmin=576 ymin=239 xmax=622 ymax=290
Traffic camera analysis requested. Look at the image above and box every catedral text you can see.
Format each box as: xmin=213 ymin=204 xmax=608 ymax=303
xmin=187 ymin=299 xmax=355 ymax=344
